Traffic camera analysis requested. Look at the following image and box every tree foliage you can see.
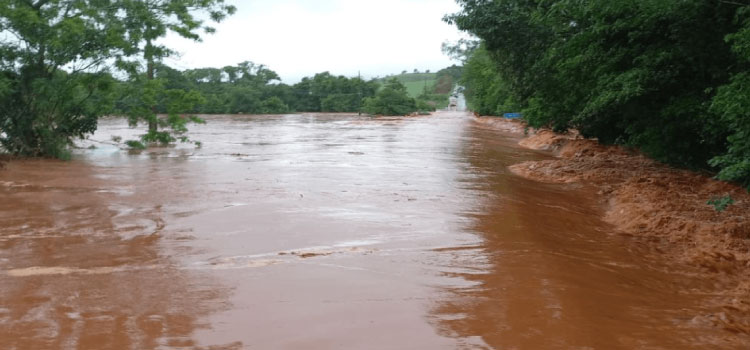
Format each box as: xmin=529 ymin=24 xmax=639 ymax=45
xmin=291 ymin=72 xmax=379 ymax=113
xmin=434 ymin=65 xmax=463 ymax=94
xmin=447 ymin=0 xmax=750 ymax=188
xmin=116 ymin=66 xmax=382 ymax=115
xmin=117 ymin=71 xmax=205 ymax=146
xmin=0 ymin=0 xmax=235 ymax=156
xmin=459 ymin=45 xmax=516 ymax=116
xmin=0 ymin=0 xmax=122 ymax=157
xmin=710 ymin=6 xmax=750 ymax=189
xmin=115 ymin=0 xmax=235 ymax=146
xmin=363 ymin=78 xmax=417 ymax=116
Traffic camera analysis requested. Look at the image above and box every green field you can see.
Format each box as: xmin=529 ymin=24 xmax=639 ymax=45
xmin=379 ymin=72 xmax=437 ymax=98
xmin=402 ymin=80 xmax=435 ymax=98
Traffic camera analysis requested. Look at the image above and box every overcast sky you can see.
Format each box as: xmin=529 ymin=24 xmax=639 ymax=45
xmin=161 ymin=0 xmax=466 ymax=83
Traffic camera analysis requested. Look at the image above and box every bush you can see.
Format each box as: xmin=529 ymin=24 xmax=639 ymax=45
xmin=416 ymin=99 xmax=436 ymax=112
xmin=459 ymin=46 xmax=517 ymax=116
xmin=125 ymin=140 xmax=146 ymax=150
xmin=707 ymin=195 xmax=735 ymax=212
xmin=260 ymin=96 xmax=289 ymax=114
xmin=416 ymin=89 xmax=450 ymax=111
xmin=709 ymin=14 xmax=750 ymax=190
xmin=0 ymin=71 xmax=115 ymax=158
xmin=363 ymin=79 xmax=417 ymax=116
xmin=321 ymin=94 xmax=359 ymax=112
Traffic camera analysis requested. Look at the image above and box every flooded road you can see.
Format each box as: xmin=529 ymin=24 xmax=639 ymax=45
xmin=1 ymin=112 xmax=745 ymax=349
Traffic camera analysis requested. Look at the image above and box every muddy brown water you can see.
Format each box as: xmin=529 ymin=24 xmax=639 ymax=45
xmin=0 ymin=112 xmax=746 ymax=349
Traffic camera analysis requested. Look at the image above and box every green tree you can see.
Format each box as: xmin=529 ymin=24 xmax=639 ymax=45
xmin=116 ymin=0 xmax=235 ymax=145
xmin=363 ymin=78 xmax=417 ymax=116
xmin=321 ymin=94 xmax=359 ymax=112
xmin=447 ymin=0 xmax=750 ymax=187
xmin=460 ymin=45 xmax=516 ymax=116
xmin=710 ymin=6 xmax=750 ymax=189
xmin=289 ymin=72 xmax=378 ymax=113
xmin=0 ymin=0 xmax=122 ymax=157
xmin=259 ymin=96 xmax=289 ymax=114
xmin=117 ymin=73 xmax=205 ymax=146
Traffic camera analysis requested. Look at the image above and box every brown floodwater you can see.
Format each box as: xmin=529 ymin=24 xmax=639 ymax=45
xmin=1 ymin=112 xmax=747 ymax=349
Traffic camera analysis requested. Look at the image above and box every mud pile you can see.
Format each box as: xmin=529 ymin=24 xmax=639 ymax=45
xmin=484 ymin=117 xmax=750 ymax=333
xmin=518 ymin=130 xmax=571 ymax=151
xmin=511 ymin=133 xmax=655 ymax=184
xmin=472 ymin=116 xmax=528 ymax=134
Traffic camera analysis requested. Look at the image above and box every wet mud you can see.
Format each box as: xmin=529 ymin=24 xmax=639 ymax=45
xmin=0 ymin=112 xmax=748 ymax=349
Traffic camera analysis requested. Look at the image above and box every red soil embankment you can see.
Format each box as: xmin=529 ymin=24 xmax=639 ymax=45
xmin=476 ymin=115 xmax=750 ymax=333
xmin=472 ymin=114 xmax=528 ymax=134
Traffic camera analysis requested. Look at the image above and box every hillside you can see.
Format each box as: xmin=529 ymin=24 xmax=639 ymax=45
xmin=378 ymin=72 xmax=437 ymax=98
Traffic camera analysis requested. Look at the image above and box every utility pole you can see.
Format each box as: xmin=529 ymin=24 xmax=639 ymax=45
xmin=358 ymin=70 xmax=362 ymax=116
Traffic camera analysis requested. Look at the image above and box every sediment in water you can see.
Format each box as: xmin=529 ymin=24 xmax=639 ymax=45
xmin=475 ymin=115 xmax=750 ymax=334
xmin=0 ymin=155 xmax=11 ymax=169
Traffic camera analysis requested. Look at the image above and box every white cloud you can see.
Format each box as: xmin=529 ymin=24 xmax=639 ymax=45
xmin=161 ymin=0 xmax=466 ymax=83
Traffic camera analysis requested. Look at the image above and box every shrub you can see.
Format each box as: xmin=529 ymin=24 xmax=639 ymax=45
xmin=363 ymin=79 xmax=417 ymax=116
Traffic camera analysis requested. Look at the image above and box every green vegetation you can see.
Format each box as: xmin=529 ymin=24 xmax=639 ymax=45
xmin=114 ymin=0 xmax=234 ymax=148
xmin=139 ymin=68 xmax=417 ymax=116
xmin=0 ymin=0 xmax=234 ymax=156
xmin=124 ymin=140 xmax=146 ymax=150
xmin=446 ymin=0 xmax=750 ymax=189
xmin=381 ymin=72 xmax=438 ymax=97
xmin=0 ymin=1 xmax=461 ymax=158
xmin=381 ymin=67 xmax=463 ymax=111
xmin=403 ymin=80 xmax=433 ymax=99
xmin=0 ymin=1 xmax=121 ymax=157
xmin=115 ymin=65 xmax=381 ymax=115
xmin=288 ymin=72 xmax=379 ymax=113
xmin=459 ymin=46 xmax=516 ymax=116
xmin=363 ymin=78 xmax=417 ymax=116
xmin=707 ymin=195 xmax=735 ymax=212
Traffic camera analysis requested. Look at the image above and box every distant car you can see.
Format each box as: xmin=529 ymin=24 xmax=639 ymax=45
xmin=448 ymin=96 xmax=458 ymax=110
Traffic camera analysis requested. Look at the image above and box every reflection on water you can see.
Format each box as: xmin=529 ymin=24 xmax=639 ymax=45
xmin=1 ymin=112 xmax=747 ymax=349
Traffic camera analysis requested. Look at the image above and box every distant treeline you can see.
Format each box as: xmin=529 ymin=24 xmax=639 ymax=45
xmin=123 ymin=62 xmax=380 ymax=115
xmin=125 ymin=62 xmax=464 ymax=116
xmin=447 ymin=0 xmax=750 ymax=189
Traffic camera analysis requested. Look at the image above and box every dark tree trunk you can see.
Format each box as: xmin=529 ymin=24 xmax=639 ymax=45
xmin=147 ymin=58 xmax=157 ymax=134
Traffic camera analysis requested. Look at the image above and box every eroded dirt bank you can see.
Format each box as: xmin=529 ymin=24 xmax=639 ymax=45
xmin=476 ymin=116 xmax=750 ymax=334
